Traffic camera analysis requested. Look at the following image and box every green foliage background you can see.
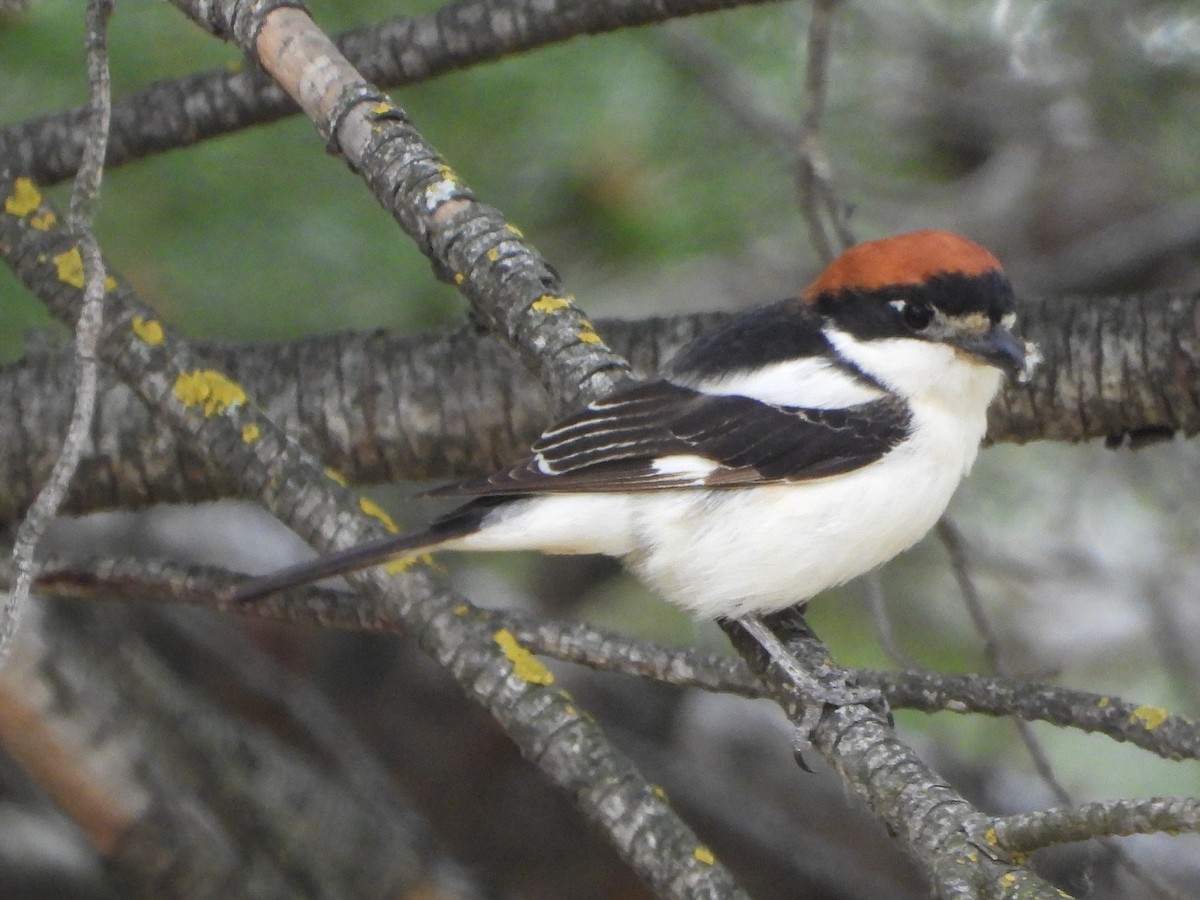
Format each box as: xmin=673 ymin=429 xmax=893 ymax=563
xmin=0 ymin=0 xmax=808 ymax=358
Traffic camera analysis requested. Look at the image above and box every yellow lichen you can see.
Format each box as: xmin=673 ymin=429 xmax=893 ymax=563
xmin=5 ymin=177 xmax=41 ymax=216
xmin=505 ymin=223 xmax=524 ymax=238
xmin=693 ymin=846 xmax=715 ymax=866
xmin=1130 ymin=705 xmax=1168 ymax=730
xmin=486 ymin=247 xmax=501 ymax=262
xmin=241 ymin=423 xmax=260 ymax=443
xmin=358 ymin=497 xmax=399 ymax=533
xmin=383 ymin=555 xmax=421 ymax=575
xmin=577 ymin=330 xmax=603 ymax=345
xmin=173 ymin=370 xmax=247 ymax=417
xmin=493 ymin=629 xmax=554 ymax=685
xmin=531 ymin=295 xmax=571 ymax=313
xmin=371 ymin=101 xmax=392 ymax=115
xmin=30 ymin=211 xmax=57 ymax=231
xmin=53 ymin=248 xmax=85 ymax=287
xmin=131 ymin=316 xmax=164 ymax=346
xmin=324 ymin=467 xmax=348 ymax=487
xmin=383 ymin=550 xmax=437 ymax=576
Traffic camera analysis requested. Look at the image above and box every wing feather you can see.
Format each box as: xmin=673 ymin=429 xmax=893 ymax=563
xmin=428 ymin=380 xmax=911 ymax=497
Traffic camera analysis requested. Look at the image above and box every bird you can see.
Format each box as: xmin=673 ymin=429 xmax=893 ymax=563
xmin=230 ymin=230 xmax=1031 ymax=657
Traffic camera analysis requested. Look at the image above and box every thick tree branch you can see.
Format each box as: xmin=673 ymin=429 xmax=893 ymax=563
xmin=2 ymin=289 xmax=1198 ymax=525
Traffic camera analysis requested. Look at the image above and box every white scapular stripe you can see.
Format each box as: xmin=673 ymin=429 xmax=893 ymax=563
xmin=686 ymin=357 xmax=884 ymax=409
xmin=650 ymin=454 xmax=721 ymax=479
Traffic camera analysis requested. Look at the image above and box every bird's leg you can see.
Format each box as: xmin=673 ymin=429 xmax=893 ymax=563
xmin=735 ymin=615 xmax=880 ymax=705
xmin=726 ymin=611 xmax=886 ymax=764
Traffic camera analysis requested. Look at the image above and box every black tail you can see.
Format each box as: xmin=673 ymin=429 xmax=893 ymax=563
xmin=227 ymin=497 xmax=513 ymax=604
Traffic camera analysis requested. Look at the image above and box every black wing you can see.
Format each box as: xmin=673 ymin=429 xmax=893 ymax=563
xmin=429 ymin=380 xmax=912 ymax=496
xmin=662 ymin=298 xmax=832 ymax=381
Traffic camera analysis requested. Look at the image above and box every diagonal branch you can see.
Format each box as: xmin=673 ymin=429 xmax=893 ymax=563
xmin=172 ymin=0 xmax=630 ymax=415
xmin=0 ymin=117 xmax=747 ymax=900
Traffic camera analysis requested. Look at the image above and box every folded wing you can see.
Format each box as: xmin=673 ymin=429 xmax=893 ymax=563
xmin=429 ymin=380 xmax=911 ymax=495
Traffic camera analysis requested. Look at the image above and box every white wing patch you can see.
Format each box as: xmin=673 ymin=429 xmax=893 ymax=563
xmin=684 ymin=357 xmax=884 ymax=409
xmin=649 ymin=454 xmax=721 ymax=481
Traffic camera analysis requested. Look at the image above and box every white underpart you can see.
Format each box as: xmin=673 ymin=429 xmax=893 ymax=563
xmin=679 ymin=357 xmax=884 ymax=408
xmin=444 ymin=334 xmax=1005 ymax=619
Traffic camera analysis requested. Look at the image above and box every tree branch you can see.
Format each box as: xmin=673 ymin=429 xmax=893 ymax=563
xmin=2 ymin=288 xmax=1198 ymax=525
xmin=4 ymin=0 xmax=113 ymax=665
xmin=995 ymin=797 xmax=1200 ymax=854
xmin=29 ymin=554 xmax=1200 ymax=769
xmin=0 ymin=0 xmax=785 ymax=187
xmin=0 ymin=56 xmax=748 ymax=900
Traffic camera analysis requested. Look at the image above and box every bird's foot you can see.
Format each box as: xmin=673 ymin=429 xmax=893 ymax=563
xmin=734 ymin=614 xmax=888 ymax=768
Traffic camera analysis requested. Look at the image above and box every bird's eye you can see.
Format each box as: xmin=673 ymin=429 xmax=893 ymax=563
xmin=893 ymin=300 xmax=934 ymax=330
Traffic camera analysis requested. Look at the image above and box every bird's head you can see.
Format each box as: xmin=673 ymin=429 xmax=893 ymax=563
xmin=802 ymin=230 xmax=1034 ymax=401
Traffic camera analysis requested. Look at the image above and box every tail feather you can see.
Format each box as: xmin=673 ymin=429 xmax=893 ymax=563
xmin=227 ymin=497 xmax=513 ymax=604
xmin=226 ymin=529 xmax=444 ymax=604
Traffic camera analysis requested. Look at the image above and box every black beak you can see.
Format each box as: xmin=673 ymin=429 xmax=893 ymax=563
xmin=954 ymin=325 xmax=1028 ymax=380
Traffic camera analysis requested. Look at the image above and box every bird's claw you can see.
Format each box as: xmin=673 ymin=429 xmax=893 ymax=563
xmin=737 ymin=615 xmax=892 ymax=769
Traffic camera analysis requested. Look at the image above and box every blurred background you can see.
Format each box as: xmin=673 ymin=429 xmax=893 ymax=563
xmin=3 ymin=0 xmax=1200 ymax=897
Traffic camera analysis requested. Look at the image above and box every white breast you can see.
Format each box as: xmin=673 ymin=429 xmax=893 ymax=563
xmin=623 ymin=393 xmax=989 ymax=617
xmin=628 ymin=341 xmax=1001 ymax=616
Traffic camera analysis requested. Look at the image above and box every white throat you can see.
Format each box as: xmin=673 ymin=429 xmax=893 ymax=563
xmin=824 ymin=328 xmax=1003 ymax=416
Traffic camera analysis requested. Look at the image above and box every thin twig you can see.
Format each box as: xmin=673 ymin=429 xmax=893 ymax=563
xmin=1142 ymin=574 xmax=1200 ymax=713
xmin=995 ymin=797 xmax=1200 ymax=854
xmin=938 ymin=518 xmax=1073 ymax=802
xmin=654 ymin=26 xmax=798 ymax=149
xmin=795 ymin=0 xmax=854 ymax=261
xmin=862 ymin=571 xmax=920 ymax=670
xmin=937 ymin=518 xmax=1007 ymax=672
xmin=3 ymin=0 xmax=113 ymax=667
